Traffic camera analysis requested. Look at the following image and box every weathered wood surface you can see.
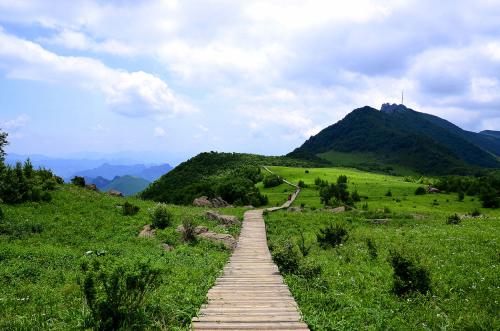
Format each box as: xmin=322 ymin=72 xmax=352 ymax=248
xmin=191 ymin=179 xmax=308 ymax=331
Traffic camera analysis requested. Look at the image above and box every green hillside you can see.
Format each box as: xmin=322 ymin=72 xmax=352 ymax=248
xmin=288 ymin=105 xmax=499 ymax=175
xmin=140 ymin=152 xmax=320 ymax=205
xmin=261 ymin=166 xmax=499 ymax=330
xmin=0 ymin=184 xmax=245 ymax=330
xmin=103 ymin=175 xmax=150 ymax=196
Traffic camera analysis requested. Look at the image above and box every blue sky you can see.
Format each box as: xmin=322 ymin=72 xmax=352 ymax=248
xmin=0 ymin=0 xmax=499 ymax=164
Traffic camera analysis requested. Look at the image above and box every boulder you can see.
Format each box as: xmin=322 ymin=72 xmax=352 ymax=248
xmin=204 ymin=211 xmax=240 ymax=226
xmin=211 ymin=197 xmax=230 ymax=208
xmin=108 ymin=189 xmax=123 ymax=197
xmin=428 ymin=186 xmax=440 ymax=193
xmin=138 ymin=224 xmax=155 ymax=238
xmin=176 ymin=224 xmax=236 ymax=250
xmin=330 ymin=206 xmax=346 ymax=213
xmin=161 ymin=243 xmax=174 ymax=251
xmin=193 ymin=196 xmax=212 ymax=207
xmin=371 ymin=218 xmax=390 ymax=225
xmin=287 ymin=207 xmax=302 ymax=212
xmin=85 ymin=184 xmax=99 ymax=191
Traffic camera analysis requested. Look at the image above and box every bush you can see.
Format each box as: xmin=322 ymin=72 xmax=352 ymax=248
xmin=305 ymin=170 xmax=309 ymax=174
xmin=385 ymin=190 xmax=392 ymax=197
xmin=71 ymin=176 xmax=86 ymax=187
xmin=362 ymin=202 xmax=369 ymax=210
xmin=297 ymin=233 xmax=311 ymax=257
xmin=366 ymin=238 xmax=377 ymax=260
xmin=352 ymin=190 xmax=361 ymax=202
xmin=457 ymin=191 xmax=465 ymax=202
xmin=297 ymin=259 xmax=321 ymax=279
xmin=317 ymin=224 xmax=348 ymax=249
xmin=41 ymin=191 xmax=52 ymax=202
xmin=79 ymin=258 xmax=160 ymax=330
xmin=390 ymin=250 xmax=431 ymax=296
xmin=480 ymin=186 xmax=499 ymax=208
xmin=271 ymin=241 xmax=300 ymax=274
xmin=150 ymin=203 xmax=173 ymax=229
xmin=297 ymin=180 xmax=306 ymax=188
xmin=181 ymin=218 xmax=197 ymax=243
xmin=123 ymin=202 xmax=140 ymax=216
xmin=471 ymin=209 xmax=481 ymax=217
xmin=263 ymin=174 xmax=282 ymax=188
xmin=446 ymin=214 xmax=461 ymax=225
xmin=415 ymin=187 xmax=426 ymax=195
xmin=0 ymin=206 xmax=3 ymax=222
xmin=337 ymin=175 xmax=348 ymax=184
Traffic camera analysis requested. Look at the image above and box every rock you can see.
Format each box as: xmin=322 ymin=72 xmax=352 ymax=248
xmin=138 ymin=224 xmax=155 ymax=237
xmin=287 ymin=207 xmax=302 ymax=212
xmin=243 ymin=205 xmax=254 ymax=209
xmin=161 ymin=243 xmax=174 ymax=251
xmin=427 ymin=186 xmax=440 ymax=193
xmin=193 ymin=196 xmax=231 ymax=208
xmin=371 ymin=218 xmax=390 ymax=225
xmin=205 ymin=211 xmax=240 ymax=226
xmin=198 ymin=231 xmax=237 ymax=250
xmin=193 ymin=196 xmax=212 ymax=207
xmin=85 ymin=184 xmax=99 ymax=191
xmin=330 ymin=206 xmax=346 ymax=213
xmin=108 ymin=189 xmax=123 ymax=197
xmin=194 ymin=225 xmax=209 ymax=234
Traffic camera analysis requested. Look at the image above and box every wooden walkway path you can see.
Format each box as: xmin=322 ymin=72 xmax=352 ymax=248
xmin=192 ymin=171 xmax=308 ymax=330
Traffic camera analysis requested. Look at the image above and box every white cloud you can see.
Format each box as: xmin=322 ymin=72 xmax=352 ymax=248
xmin=154 ymin=127 xmax=166 ymax=137
xmin=0 ymin=29 xmax=196 ymax=117
xmin=0 ymin=114 xmax=30 ymax=131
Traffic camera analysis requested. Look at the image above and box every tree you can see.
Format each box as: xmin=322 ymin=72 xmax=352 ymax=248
xmin=0 ymin=129 xmax=8 ymax=162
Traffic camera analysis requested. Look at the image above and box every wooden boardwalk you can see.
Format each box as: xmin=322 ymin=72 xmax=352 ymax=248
xmin=192 ymin=177 xmax=308 ymax=330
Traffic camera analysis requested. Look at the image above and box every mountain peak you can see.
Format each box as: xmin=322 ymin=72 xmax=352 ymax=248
xmin=380 ymin=103 xmax=408 ymax=113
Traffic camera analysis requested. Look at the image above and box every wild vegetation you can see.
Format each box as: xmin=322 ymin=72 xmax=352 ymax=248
xmin=0 ymin=184 xmax=245 ymax=329
xmin=140 ymin=152 xmax=317 ymax=205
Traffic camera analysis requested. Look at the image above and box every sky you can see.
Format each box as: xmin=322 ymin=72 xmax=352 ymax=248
xmin=0 ymin=0 xmax=499 ymax=165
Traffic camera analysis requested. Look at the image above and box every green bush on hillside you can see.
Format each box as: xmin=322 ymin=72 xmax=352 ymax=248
xmin=150 ymin=203 xmax=173 ymax=229
xmin=390 ymin=250 xmax=431 ymax=296
xmin=71 ymin=176 xmax=85 ymax=187
xmin=446 ymin=214 xmax=461 ymax=225
xmin=271 ymin=241 xmax=301 ymax=274
xmin=122 ymin=202 xmax=140 ymax=216
xmin=415 ymin=187 xmax=427 ymax=195
xmin=181 ymin=218 xmax=197 ymax=243
xmin=263 ymin=174 xmax=282 ymax=188
xmin=79 ymin=258 xmax=160 ymax=330
xmin=319 ymin=175 xmax=352 ymax=206
xmin=317 ymin=224 xmax=348 ymax=249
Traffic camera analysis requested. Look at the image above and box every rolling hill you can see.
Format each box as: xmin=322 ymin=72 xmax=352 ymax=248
xmin=288 ymin=104 xmax=500 ymax=175
xmin=74 ymin=163 xmax=172 ymax=181
xmin=100 ymin=175 xmax=150 ymax=196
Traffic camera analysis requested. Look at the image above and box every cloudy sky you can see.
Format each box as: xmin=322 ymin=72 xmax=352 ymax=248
xmin=0 ymin=0 xmax=499 ymax=164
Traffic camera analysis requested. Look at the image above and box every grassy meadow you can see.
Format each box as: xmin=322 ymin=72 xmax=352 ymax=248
xmin=262 ymin=166 xmax=499 ymax=330
xmin=0 ymin=185 xmax=244 ymax=330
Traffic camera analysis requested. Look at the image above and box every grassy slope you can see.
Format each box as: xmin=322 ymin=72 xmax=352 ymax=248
xmin=262 ymin=166 xmax=500 ymax=330
xmin=0 ymin=185 xmax=244 ymax=330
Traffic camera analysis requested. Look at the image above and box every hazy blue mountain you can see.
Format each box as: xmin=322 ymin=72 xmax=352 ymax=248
xmin=102 ymin=175 xmax=150 ymax=196
xmin=480 ymin=130 xmax=500 ymax=139
xmin=74 ymin=163 xmax=172 ymax=181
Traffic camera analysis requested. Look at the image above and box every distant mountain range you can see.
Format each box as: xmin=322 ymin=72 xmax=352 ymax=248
xmin=5 ymin=154 xmax=172 ymax=181
xmin=289 ymin=104 xmax=500 ymax=175
xmin=74 ymin=163 xmax=172 ymax=182
xmin=87 ymin=175 xmax=150 ymax=196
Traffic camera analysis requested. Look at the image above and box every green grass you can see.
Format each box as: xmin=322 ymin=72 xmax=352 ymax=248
xmin=261 ymin=166 xmax=496 ymax=217
xmin=265 ymin=209 xmax=500 ymax=330
xmin=262 ymin=165 xmax=499 ymax=329
xmin=0 ymin=185 xmax=244 ymax=330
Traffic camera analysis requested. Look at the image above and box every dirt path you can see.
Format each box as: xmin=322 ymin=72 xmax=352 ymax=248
xmin=191 ymin=173 xmax=308 ymax=330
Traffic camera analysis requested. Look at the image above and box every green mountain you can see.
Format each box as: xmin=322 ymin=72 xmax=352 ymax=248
xmin=288 ymin=104 xmax=500 ymax=175
xmin=140 ymin=152 xmax=317 ymax=204
xmin=103 ymin=175 xmax=150 ymax=196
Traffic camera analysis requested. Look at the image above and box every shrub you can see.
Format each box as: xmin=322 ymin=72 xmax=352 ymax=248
xmin=181 ymin=218 xmax=197 ymax=243
xmin=471 ymin=209 xmax=481 ymax=217
xmin=271 ymin=241 xmax=300 ymax=274
xmin=305 ymin=170 xmax=309 ymax=174
xmin=352 ymin=190 xmax=361 ymax=202
xmin=366 ymin=238 xmax=377 ymax=260
xmin=362 ymin=202 xmax=369 ymax=210
xmin=150 ymin=203 xmax=173 ymax=229
xmin=337 ymin=175 xmax=348 ymax=184
xmin=383 ymin=206 xmax=391 ymax=214
xmin=0 ymin=206 xmax=3 ymax=222
xmin=71 ymin=176 xmax=86 ymax=187
xmin=297 ymin=180 xmax=306 ymax=188
xmin=297 ymin=259 xmax=322 ymax=279
xmin=79 ymin=258 xmax=160 ymax=330
xmin=297 ymin=233 xmax=311 ymax=257
xmin=263 ymin=174 xmax=282 ymax=188
xmin=41 ymin=191 xmax=52 ymax=202
xmin=317 ymin=224 xmax=348 ymax=249
xmin=457 ymin=191 xmax=465 ymax=202
xmin=480 ymin=186 xmax=499 ymax=208
xmin=446 ymin=214 xmax=461 ymax=225
xmin=123 ymin=202 xmax=140 ymax=216
xmin=390 ymin=250 xmax=431 ymax=296
xmin=385 ymin=190 xmax=392 ymax=197
xmin=415 ymin=187 xmax=426 ymax=195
